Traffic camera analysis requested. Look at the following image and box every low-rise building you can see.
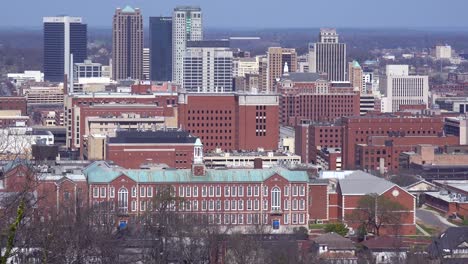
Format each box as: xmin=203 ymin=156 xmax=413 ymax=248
xmin=427 ymin=227 xmax=468 ymax=260
xmin=203 ymin=150 xmax=301 ymax=169
xmin=312 ymin=232 xmax=358 ymax=264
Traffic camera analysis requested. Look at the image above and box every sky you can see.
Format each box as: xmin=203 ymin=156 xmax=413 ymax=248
xmin=2 ymin=0 xmax=468 ymax=29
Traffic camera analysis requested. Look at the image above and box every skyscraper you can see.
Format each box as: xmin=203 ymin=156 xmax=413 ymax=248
xmin=183 ymin=40 xmax=233 ymax=92
xmin=149 ymin=17 xmax=172 ymax=81
xmin=43 ymin=16 xmax=87 ymax=82
xmin=380 ymin=65 xmax=429 ymax=112
xmin=348 ymin=60 xmax=363 ymax=93
xmin=309 ymin=28 xmax=346 ymax=82
xmin=172 ymin=6 xmax=203 ymax=85
xmin=112 ymin=6 xmax=143 ymax=80
xmin=266 ymin=47 xmax=297 ymax=92
xmin=142 ymin=48 xmax=150 ymax=80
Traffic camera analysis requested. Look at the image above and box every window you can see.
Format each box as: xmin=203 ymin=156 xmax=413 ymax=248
xmin=231 ymin=186 xmax=237 ymax=197
xmin=109 ymin=187 xmax=115 ymax=198
xmin=293 ymin=200 xmax=298 ymax=210
xmin=131 ymin=200 xmax=137 ymax=211
xmin=263 ymin=200 xmax=268 ymax=210
xmin=186 ymin=186 xmax=191 ymax=197
xmin=186 ymin=201 xmax=191 ymax=211
xmin=239 ymin=214 xmax=244 ymax=224
xmin=284 ymin=214 xmax=289 ymax=224
xmin=147 ymin=187 xmax=153 ymax=197
xmin=238 ymin=186 xmax=244 ymax=196
xmin=247 ymin=214 xmax=252 ymax=224
xmin=93 ymin=187 xmax=99 ymax=198
xmin=272 ymin=187 xmax=281 ymax=211
xmin=299 ymin=186 xmax=305 ymax=196
xmin=202 ymin=200 xmax=207 ymax=211
xmin=132 ymin=187 xmax=137 ymax=198
xmin=216 ymin=214 xmax=221 ymax=224
xmin=193 ymin=200 xmax=199 ymax=211
xmin=216 ymin=186 xmax=221 ymax=197
xmin=284 ymin=199 xmax=289 ymax=210
xmin=224 ymin=186 xmax=230 ymax=197
xmin=292 ymin=186 xmax=298 ymax=196
xmin=224 ymin=200 xmax=230 ymax=210
xmin=254 ymin=200 xmax=259 ymax=210
xmin=140 ymin=201 xmax=146 ymax=211
xmin=202 ymin=186 xmax=208 ymax=197
xmin=100 ymin=187 xmax=106 ymax=198
xmin=231 ymin=200 xmax=237 ymax=210
xmin=284 ymin=186 xmax=289 ymax=196
xmin=179 ymin=186 xmax=184 ymax=197
xmin=247 ymin=186 xmax=252 ymax=196
xmin=193 ymin=186 xmax=198 ymax=197
xmin=216 ymin=200 xmax=221 ymax=211
xmin=64 ymin=191 xmax=70 ymax=200
xmin=231 ymin=214 xmax=237 ymax=224
xmin=263 ymin=186 xmax=268 ymax=196
xmin=299 ymin=200 xmax=305 ymax=210
xmin=238 ymin=200 xmax=244 ymax=210
xmin=118 ymin=188 xmax=128 ymax=210
xmin=209 ymin=200 xmax=214 ymax=211
xmin=292 ymin=213 xmax=297 ymax=224
xmin=299 ymin=214 xmax=305 ymax=224
xmin=140 ymin=187 xmax=146 ymax=197
xmin=247 ymin=200 xmax=252 ymax=210
xmin=254 ymin=186 xmax=260 ymax=196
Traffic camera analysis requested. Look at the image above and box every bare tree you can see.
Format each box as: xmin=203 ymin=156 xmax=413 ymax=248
xmin=348 ymin=193 xmax=404 ymax=236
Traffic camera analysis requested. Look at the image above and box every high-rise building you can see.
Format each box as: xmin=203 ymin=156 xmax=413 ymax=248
xmin=142 ymin=48 xmax=150 ymax=80
xmin=348 ymin=60 xmax=363 ymax=93
xmin=43 ymin=16 xmax=87 ymax=82
xmin=172 ymin=6 xmax=203 ymax=85
xmin=149 ymin=17 xmax=172 ymax=81
xmin=380 ymin=65 xmax=429 ymax=112
xmin=112 ymin=6 xmax=143 ymax=80
xmin=258 ymin=56 xmax=268 ymax=93
xmin=435 ymin=45 xmax=452 ymax=59
xmin=309 ymin=28 xmax=346 ymax=82
xmin=267 ymin=47 xmax=297 ymax=92
xmin=183 ymin=40 xmax=233 ymax=92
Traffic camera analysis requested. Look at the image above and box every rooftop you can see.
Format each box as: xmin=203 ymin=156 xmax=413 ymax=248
xmin=84 ymin=161 xmax=309 ymax=184
xmin=108 ymin=130 xmax=198 ymax=145
xmin=280 ymin=72 xmax=325 ymax=82
xmin=187 ymin=40 xmax=230 ymax=48
xmin=338 ymin=171 xmax=395 ymax=195
xmin=313 ymin=232 xmax=355 ymax=250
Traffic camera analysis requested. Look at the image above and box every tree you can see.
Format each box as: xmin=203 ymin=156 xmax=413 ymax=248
xmin=348 ymin=193 xmax=404 ymax=236
xmin=324 ymin=223 xmax=349 ymax=237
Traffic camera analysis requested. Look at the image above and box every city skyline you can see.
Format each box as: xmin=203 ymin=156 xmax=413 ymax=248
xmin=2 ymin=0 xmax=468 ymax=29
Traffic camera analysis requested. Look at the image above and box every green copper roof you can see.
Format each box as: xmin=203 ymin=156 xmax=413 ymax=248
xmin=84 ymin=161 xmax=309 ymax=184
xmin=122 ymin=5 xmax=136 ymax=13
xmin=352 ymin=60 xmax=361 ymax=69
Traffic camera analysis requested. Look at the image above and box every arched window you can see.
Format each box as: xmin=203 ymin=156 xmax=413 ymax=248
xmin=271 ymin=187 xmax=281 ymax=210
xmin=118 ymin=187 xmax=128 ymax=211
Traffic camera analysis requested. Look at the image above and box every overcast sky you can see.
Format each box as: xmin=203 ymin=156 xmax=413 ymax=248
xmin=2 ymin=0 xmax=467 ymax=29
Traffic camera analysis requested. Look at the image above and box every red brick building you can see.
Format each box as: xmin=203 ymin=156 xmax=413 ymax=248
xmin=342 ymin=114 xmax=446 ymax=170
xmin=277 ymin=73 xmax=360 ymax=126
xmin=295 ymin=120 xmax=343 ymax=164
xmin=322 ymin=170 xmax=416 ymax=235
xmin=106 ymin=130 xmax=200 ymax=169
xmin=85 ymin=161 xmax=310 ymax=231
xmin=178 ymin=92 xmax=279 ymax=152
xmin=355 ymin=135 xmax=459 ymax=173
xmin=0 ymin=96 xmax=27 ymax=115
xmin=64 ymin=92 xmax=178 ymax=152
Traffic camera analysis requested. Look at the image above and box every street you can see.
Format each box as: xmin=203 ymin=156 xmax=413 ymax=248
xmin=416 ymin=208 xmax=456 ymax=231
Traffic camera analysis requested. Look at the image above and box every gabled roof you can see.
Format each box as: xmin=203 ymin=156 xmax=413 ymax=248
xmin=2 ymin=159 xmax=32 ymax=173
xmin=428 ymin=227 xmax=468 ymax=257
xmin=84 ymin=162 xmax=309 ymax=184
xmin=361 ymin=236 xmax=409 ymax=251
xmin=338 ymin=171 xmax=395 ymax=195
xmin=405 ymin=180 xmax=438 ymax=192
xmin=313 ymin=232 xmax=355 ymax=250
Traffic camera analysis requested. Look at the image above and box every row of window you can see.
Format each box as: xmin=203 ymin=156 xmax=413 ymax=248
xmin=93 ymin=185 xmax=306 ymax=200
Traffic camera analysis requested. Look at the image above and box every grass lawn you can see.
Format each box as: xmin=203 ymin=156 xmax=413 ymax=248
xmin=308 ymin=223 xmax=325 ymax=229
xmin=417 ymin=222 xmax=437 ymax=235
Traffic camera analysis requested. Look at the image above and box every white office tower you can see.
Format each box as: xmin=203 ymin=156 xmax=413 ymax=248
xmin=435 ymin=45 xmax=452 ymax=59
xmin=380 ymin=65 xmax=429 ymax=112
xmin=183 ymin=40 xmax=233 ymax=92
xmin=172 ymin=6 xmax=203 ymax=85
xmin=309 ymin=28 xmax=346 ymax=82
xmin=143 ymin=48 xmax=150 ymax=80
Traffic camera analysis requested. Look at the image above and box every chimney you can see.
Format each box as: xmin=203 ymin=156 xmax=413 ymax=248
xmin=254 ymin=158 xmax=263 ymax=169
